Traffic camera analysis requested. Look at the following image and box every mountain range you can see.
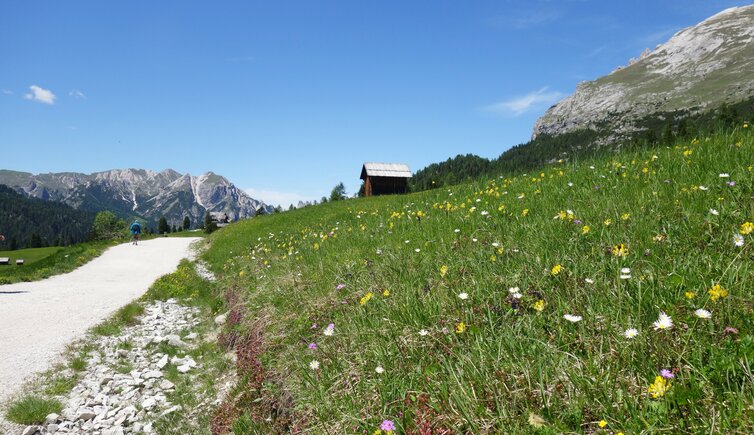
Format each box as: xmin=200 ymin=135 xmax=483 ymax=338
xmin=0 ymin=168 xmax=271 ymax=227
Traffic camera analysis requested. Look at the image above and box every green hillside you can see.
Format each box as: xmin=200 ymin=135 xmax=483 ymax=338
xmin=202 ymin=126 xmax=753 ymax=433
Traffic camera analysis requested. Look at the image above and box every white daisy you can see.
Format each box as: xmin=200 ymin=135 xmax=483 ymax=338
xmin=508 ymin=286 xmax=520 ymax=294
xmin=309 ymin=360 xmax=320 ymax=370
xmin=694 ymin=309 xmax=712 ymax=319
xmin=709 ymin=208 xmax=719 ymax=215
xmin=623 ymin=328 xmax=639 ymax=339
xmin=653 ymin=312 xmax=673 ymax=330
xmin=719 ymin=173 xmax=730 ymax=178
xmin=734 ymin=234 xmax=744 ymax=247
xmin=620 ymin=267 xmax=632 ymax=280
xmin=458 ymin=292 xmax=468 ymax=300
xmin=584 ymin=278 xmax=595 ymax=284
xmin=563 ymin=314 xmax=582 ymax=323
xmin=375 ymin=366 xmax=385 ymax=374
xmin=418 ymin=329 xmax=428 ymax=336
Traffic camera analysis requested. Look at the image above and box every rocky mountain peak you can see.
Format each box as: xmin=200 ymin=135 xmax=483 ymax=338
xmin=532 ymin=5 xmax=754 ymax=139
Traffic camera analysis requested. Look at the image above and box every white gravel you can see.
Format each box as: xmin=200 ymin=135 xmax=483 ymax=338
xmin=0 ymin=237 xmax=200 ymax=407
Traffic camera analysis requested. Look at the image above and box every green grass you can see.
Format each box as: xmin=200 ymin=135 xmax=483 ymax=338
xmin=5 ymin=396 xmax=63 ymax=425
xmin=202 ymin=127 xmax=754 ymax=433
xmin=92 ymin=302 xmax=145 ymax=336
xmin=0 ymin=241 xmax=115 ymax=285
xmin=0 ymin=246 xmax=61 ymax=266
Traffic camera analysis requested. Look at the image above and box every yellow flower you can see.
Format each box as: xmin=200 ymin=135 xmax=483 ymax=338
xmin=360 ymin=292 xmax=374 ymax=306
xmin=533 ymin=300 xmax=545 ymax=312
xmin=620 ymin=213 xmax=631 ymax=221
xmin=382 ymin=289 xmax=390 ymax=297
xmin=598 ymin=420 xmax=607 ymax=428
xmin=603 ymin=218 xmax=612 ymax=226
xmin=684 ymin=291 xmax=695 ymax=299
xmin=522 ymin=209 xmax=529 ymax=216
xmin=653 ymin=234 xmax=666 ymax=242
xmin=611 ymin=243 xmax=628 ymax=257
xmin=551 ymin=264 xmax=563 ymax=276
xmin=581 ymin=225 xmax=590 ymax=235
xmin=455 ymin=322 xmax=466 ymax=334
xmin=647 ymin=376 xmax=671 ymax=398
xmin=708 ymin=284 xmax=728 ymax=301
xmin=740 ymin=222 xmax=754 ymax=235
xmin=744 ymin=122 xmax=749 ymax=128
xmin=239 ymin=270 xmax=245 ymax=277
xmin=683 ymin=148 xmax=693 ymax=157
xmin=440 ymin=265 xmax=448 ymax=278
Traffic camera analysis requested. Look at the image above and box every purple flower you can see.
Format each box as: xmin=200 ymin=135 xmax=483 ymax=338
xmin=380 ymin=420 xmax=396 ymax=431
xmin=308 ymin=343 xmax=317 ymax=350
xmin=310 ymin=323 xmax=318 ymax=329
xmin=728 ymin=181 xmax=736 ymax=187
xmin=660 ymin=369 xmax=674 ymax=379
xmin=336 ymin=284 xmax=346 ymax=290
xmin=573 ymin=219 xmax=583 ymax=225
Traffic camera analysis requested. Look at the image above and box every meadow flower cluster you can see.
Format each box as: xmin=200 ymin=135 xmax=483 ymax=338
xmin=204 ymin=126 xmax=754 ymax=433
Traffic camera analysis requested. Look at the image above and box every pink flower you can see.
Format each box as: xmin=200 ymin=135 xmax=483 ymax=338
xmin=660 ymin=369 xmax=674 ymax=379
xmin=336 ymin=284 xmax=346 ymax=290
xmin=308 ymin=343 xmax=317 ymax=350
xmin=380 ymin=420 xmax=396 ymax=431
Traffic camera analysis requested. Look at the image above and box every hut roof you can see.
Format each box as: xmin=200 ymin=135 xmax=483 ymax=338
xmin=360 ymin=163 xmax=412 ymax=180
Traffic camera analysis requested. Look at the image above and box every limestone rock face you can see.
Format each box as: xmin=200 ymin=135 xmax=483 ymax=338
xmin=532 ymin=5 xmax=754 ymax=139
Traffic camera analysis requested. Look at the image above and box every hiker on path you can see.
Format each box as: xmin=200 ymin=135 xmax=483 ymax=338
xmin=130 ymin=220 xmax=142 ymax=245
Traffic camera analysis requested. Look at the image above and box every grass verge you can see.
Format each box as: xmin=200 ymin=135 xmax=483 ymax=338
xmin=0 ymin=241 xmax=116 ymax=285
xmin=5 ymin=396 xmax=62 ymax=425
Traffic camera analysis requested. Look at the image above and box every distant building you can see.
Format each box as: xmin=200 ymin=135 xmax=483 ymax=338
xmin=209 ymin=211 xmax=230 ymax=227
xmin=360 ymin=163 xmax=411 ymax=197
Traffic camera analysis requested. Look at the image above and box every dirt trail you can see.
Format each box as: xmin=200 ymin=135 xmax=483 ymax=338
xmin=0 ymin=237 xmax=199 ymax=406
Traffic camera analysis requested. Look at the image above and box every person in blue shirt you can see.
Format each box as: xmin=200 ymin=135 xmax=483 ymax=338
xmin=130 ymin=220 xmax=142 ymax=245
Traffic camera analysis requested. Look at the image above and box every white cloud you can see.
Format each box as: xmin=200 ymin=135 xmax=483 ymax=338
xmin=2 ymin=89 xmax=12 ymax=95
xmin=486 ymin=87 xmax=564 ymax=116
xmin=69 ymin=89 xmax=86 ymax=99
xmin=24 ymin=85 xmax=56 ymax=104
xmin=244 ymin=188 xmax=308 ymax=208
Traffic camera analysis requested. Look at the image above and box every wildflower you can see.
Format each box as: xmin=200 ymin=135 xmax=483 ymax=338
xmin=440 ymin=264 xmax=448 ymax=278
xmin=376 ymin=249 xmax=382 ymax=255
xmin=380 ymin=420 xmax=396 ymax=432
xmin=684 ymin=291 xmax=695 ymax=299
xmin=709 ymin=208 xmax=719 ymax=215
xmin=620 ymin=267 xmax=632 ymax=280
xmin=533 ymin=300 xmax=545 ymax=312
xmin=323 ymin=323 xmax=335 ymax=336
xmin=708 ymin=284 xmax=728 ymax=301
xmin=308 ymin=343 xmax=317 ymax=350
xmin=620 ymin=213 xmax=631 ymax=221
xmin=734 ymin=234 xmax=744 ymax=247
xmin=653 ymin=312 xmax=673 ymax=330
xmin=699 ymin=185 xmax=709 ymax=191
xmin=660 ymin=369 xmax=675 ymax=379
xmin=418 ymin=329 xmax=428 ymax=336
xmin=563 ymin=314 xmax=582 ymax=323
xmin=647 ymin=376 xmax=671 ymax=398
xmin=624 ymin=328 xmax=639 ymax=339
xmin=694 ymin=308 xmax=712 ymax=319
xmin=603 ymin=218 xmax=612 ymax=226
xmin=551 ymin=264 xmax=563 ymax=276
xmin=611 ymin=243 xmax=629 ymax=257
xmin=598 ymin=420 xmax=607 ymax=428
xmin=653 ymin=234 xmax=665 ymax=242
xmin=309 ymin=360 xmax=320 ymax=370
xmin=522 ymin=208 xmax=529 ymax=216
xmin=719 ymin=173 xmax=730 ymax=178
xmin=454 ymin=228 xmax=460 ymax=233
xmin=740 ymin=222 xmax=754 ymax=235
xmin=382 ymin=289 xmax=390 ymax=297
xmin=336 ymin=283 xmax=346 ymax=290
xmin=375 ymin=366 xmax=385 ymax=374
xmin=455 ymin=322 xmax=466 ymax=333
xmin=585 ymin=278 xmax=594 ymax=284
xmin=360 ymin=292 xmax=374 ymax=306
xmin=458 ymin=292 xmax=469 ymax=300
xmin=581 ymin=225 xmax=590 ymax=235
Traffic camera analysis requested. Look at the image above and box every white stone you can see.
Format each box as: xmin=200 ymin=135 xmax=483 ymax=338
xmin=177 ymin=364 xmax=191 ymax=374
xmin=156 ymin=354 xmax=169 ymax=369
xmin=45 ymin=413 xmax=60 ymax=424
xmin=75 ymin=409 xmax=96 ymax=421
xmin=143 ymin=370 xmax=163 ymax=379
xmin=214 ymin=313 xmax=227 ymax=326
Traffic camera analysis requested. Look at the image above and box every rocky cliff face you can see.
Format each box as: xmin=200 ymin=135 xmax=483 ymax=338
xmin=533 ymin=5 xmax=754 ymax=139
xmin=0 ymin=168 xmax=271 ymax=227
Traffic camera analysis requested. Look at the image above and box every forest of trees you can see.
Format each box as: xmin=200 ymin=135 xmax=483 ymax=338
xmin=0 ymin=184 xmax=95 ymax=250
xmin=409 ymin=96 xmax=754 ymax=192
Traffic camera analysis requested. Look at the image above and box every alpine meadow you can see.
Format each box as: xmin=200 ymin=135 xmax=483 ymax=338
xmin=201 ymin=126 xmax=754 ymax=433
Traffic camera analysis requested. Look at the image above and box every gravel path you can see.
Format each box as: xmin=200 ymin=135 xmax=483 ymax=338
xmin=0 ymin=237 xmax=200 ymax=407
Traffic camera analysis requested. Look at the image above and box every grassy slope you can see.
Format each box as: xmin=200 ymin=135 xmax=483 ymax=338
xmin=0 ymin=247 xmax=62 ymax=265
xmin=204 ymin=127 xmax=753 ymax=433
xmin=0 ymin=241 xmax=116 ymax=285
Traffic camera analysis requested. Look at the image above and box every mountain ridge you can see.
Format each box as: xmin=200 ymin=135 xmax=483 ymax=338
xmin=0 ymin=168 xmax=271 ymax=227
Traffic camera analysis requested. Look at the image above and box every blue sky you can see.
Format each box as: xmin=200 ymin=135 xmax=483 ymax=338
xmin=1 ymin=0 xmax=750 ymax=206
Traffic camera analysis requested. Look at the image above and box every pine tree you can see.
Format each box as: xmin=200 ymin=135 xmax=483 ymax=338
xmin=158 ymin=216 xmax=169 ymax=234
xmin=329 ymin=182 xmax=347 ymax=201
xmin=183 ymin=216 xmax=191 ymax=231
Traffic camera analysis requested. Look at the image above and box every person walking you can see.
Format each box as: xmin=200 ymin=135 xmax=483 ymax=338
xmin=130 ymin=220 xmax=142 ymax=245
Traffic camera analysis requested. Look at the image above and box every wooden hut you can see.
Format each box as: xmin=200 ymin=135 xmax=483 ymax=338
xmin=360 ymin=163 xmax=411 ymax=197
